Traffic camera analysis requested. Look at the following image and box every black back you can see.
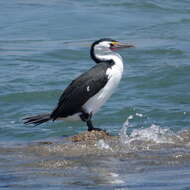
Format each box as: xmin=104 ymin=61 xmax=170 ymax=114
xmin=50 ymin=62 xmax=111 ymax=120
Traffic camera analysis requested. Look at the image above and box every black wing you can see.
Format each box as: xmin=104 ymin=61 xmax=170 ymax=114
xmin=50 ymin=62 xmax=110 ymax=120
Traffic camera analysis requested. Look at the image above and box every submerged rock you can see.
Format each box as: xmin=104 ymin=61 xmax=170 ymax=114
xmin=69 ymin=130 xmax=113 ymax=143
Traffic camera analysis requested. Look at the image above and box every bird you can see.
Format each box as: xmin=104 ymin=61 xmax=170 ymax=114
xmin=23 ymin=38 xmax=134 ymax=132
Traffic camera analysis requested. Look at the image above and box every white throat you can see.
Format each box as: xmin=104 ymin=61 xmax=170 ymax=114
xmin=96 ymin=53 xmax=124 ymax=72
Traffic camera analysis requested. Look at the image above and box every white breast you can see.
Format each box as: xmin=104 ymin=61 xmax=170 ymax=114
xmin=83 ymin=56 xmax=124 ymax=114
xmin=60 ymin=67 xmax=122 ymax=121
xmin=62 ymin=54 xmax=124 ymax=121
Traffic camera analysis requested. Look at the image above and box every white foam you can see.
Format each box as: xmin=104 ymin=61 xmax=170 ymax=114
xmin=96 ymin=139 xmax=112 ymax=151
xmin=119 ymin=115 xmax=134 ymax=144
xmin=108 ymin=172 xmax=119 ymax=177
xmin=135 ymin=113 xmax=143 ymax=117
xmin=129 ymin=124 xmax=174 ymax=144
xmin=107 ymin=172 xmax=124 ymax=184
xmin=120 ymin=115 xmax=182 ymax=146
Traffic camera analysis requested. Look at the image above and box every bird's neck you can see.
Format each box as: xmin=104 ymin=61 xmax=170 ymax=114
xmin=96 ymin=53 xmax=124 ymax=72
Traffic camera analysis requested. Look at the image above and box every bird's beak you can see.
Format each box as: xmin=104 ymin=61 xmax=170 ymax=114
xmin=111 ymin=41 xmax=135 ymax=50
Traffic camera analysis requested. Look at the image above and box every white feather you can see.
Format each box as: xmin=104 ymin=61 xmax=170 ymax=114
xmin=83 ymin=54 xmax=123 ymax=114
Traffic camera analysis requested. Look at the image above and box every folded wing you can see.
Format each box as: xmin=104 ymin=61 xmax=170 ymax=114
xmin=50 ymin=63 xmax=110 ymax=120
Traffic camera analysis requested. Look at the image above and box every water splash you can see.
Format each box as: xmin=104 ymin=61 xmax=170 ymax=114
xmin=119 ymin=114 xmax=185 ymax=151
xmin=119 ymin=115 xmax=134 ymax=144
xmin=96 ymin=139 xmax=112 ymax=151
xmin=135 ymin=113 xmax=143 ymax=117
xmin=129 ymin=124 xmax=176 ymax=144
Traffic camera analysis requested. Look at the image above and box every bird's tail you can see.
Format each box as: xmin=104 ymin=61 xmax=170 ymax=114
xmin=23 ymin=113 xmax=51 ymax=126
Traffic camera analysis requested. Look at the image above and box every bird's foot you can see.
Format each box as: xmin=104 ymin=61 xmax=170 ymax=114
xmin=86 ymin=118 xmax=109 ymax=135
xmin=88 ymin=127 xmax=102 ymax=132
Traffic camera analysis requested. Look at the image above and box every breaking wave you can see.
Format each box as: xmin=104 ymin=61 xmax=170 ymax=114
xmin=119 ymin=114 xmax=190 ymax=151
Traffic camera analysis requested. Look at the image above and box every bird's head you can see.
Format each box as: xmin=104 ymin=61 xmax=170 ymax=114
xmin=90 ymin=38 xmax=134 ymax=63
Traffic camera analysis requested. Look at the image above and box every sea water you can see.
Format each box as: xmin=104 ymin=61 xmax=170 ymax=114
xmin=0 ymin=0 xmax=190 ymax=189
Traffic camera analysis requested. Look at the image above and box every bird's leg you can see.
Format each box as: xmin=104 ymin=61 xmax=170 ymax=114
xmin=87 ymin=119 xmax=107 ymax=132
xmin=80 ymin=108 xmax=103 ymax=132
xmin=80 ymin=108 xmax=91 ymax=122
xmin=86 ymin=119 xmax=95 ymax=131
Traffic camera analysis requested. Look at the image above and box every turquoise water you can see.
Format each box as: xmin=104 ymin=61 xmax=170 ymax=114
xmin=1 ymin=0 xmax=190 ymax=189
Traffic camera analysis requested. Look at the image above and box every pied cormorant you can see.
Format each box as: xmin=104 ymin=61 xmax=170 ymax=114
xmin=23 ymin=38 xmax=134 ymax=131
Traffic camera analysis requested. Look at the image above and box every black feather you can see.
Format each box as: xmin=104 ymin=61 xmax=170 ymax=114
xmin=50 ymin=62 xmax=111 ymax=120
xmin=23 ymin=113 xmax=50 ymax=126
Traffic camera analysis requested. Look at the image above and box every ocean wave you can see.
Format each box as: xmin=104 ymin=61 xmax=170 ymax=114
xmin=120 ymin=115 xmax=190 ymax=151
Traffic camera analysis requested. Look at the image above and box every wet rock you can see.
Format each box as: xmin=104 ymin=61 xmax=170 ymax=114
xmin=69 ymin=130 xmax=112 ymax=143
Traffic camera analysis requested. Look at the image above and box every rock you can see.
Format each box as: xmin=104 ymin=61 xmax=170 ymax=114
xmin=69 ymin=130 xmax=112 ymax=143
